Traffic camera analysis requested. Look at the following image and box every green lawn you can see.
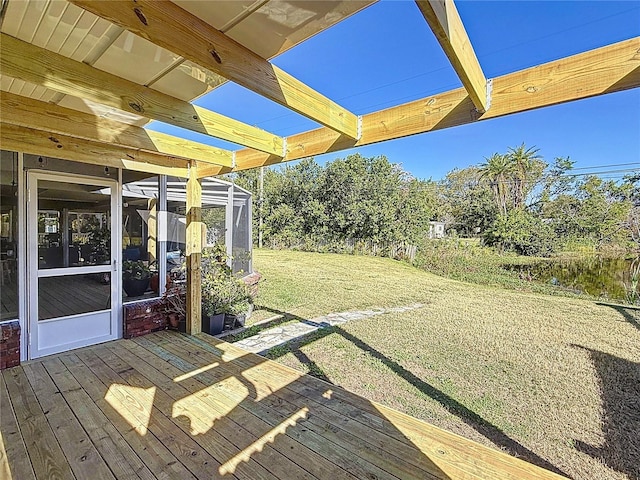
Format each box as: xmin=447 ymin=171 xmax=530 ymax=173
xmin=248 ymin=249 xmax=640 ymax=480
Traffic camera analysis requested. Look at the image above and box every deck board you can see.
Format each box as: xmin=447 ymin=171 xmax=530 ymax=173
xmin=22 ymin=362 xmax=116 ymax=480
xmin=2 ymin=366 xmax=75 ymax=480
xmin=0 ymin=374 xmax=36 ymax=480
xmin=1 ymin=331 xmax=568 ymax=480
xmin=141 ymin=332 xmax=436 ymax=480
xmin=42 ymin=356 xmax=155 ymax=480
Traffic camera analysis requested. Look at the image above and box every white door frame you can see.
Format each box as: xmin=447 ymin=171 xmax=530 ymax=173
xmin=27 ymin=171 xmax=119 ymax=358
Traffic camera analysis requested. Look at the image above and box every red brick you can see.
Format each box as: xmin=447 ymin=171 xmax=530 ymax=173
xmin=0 ymin=321 xmax=20 ymax=370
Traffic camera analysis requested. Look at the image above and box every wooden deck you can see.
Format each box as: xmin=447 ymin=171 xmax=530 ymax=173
xmin=1 ymin=331 xmax=566 ymax=480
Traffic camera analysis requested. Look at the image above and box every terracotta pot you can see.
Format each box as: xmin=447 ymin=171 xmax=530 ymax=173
xmin=168 ymin=313 xmax=180 ymax=329
xmin=150 ymin=274 xmax=171 ymax=293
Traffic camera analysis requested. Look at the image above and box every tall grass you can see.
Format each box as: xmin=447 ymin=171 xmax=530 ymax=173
xmin=625 ymin=257 xmax=640 ymax=305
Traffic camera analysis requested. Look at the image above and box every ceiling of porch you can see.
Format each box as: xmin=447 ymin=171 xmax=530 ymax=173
xmin=0 ymin=0 xmax=373 ymax=126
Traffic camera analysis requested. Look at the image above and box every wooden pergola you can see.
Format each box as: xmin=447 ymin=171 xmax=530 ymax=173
xmin=1 ymin=0 xmax=639 ymax=337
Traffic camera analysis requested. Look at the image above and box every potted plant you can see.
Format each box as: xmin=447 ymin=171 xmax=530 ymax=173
xmin=162 ymin=277 xmax=186 ymax=330
xmin=223 ymin=279 xmax=252 ymax=329
xmin=200 ymin=245 xmax=231 ymax=335
xmin=122 ymin=259 xmax=151 ymax=297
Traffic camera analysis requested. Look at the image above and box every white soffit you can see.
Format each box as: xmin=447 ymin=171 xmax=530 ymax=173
xmin=1 ymin=0 xmax=376 ymax=130
xmin=226 ymin=0 xmax=375 ymax=58
xmin=91 ymin=30 xmax=180 ymax=86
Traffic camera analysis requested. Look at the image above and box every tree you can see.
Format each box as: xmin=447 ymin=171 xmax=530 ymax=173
xmin=479 ymin=153 xmax=511 ymax=215
xmin=507 ymin=143 xmax=542 ymax=209
xmin=484 ymin=209 xmax=555 ymax=256
xmin=441 ymin=167 xmax=497 ymax=236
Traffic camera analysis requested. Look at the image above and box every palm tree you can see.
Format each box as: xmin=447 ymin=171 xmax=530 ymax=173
xmin=507 ymin=143 xmax=541 ymax=209
xmin=480 ymin=153 xmax=512 ymax=215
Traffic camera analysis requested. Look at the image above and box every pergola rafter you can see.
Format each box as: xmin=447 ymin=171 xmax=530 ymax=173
xmin=196 ymin=36 xmax=640 ymax=177
xmin=1 ymin=91 xmax=230 ymax=173
xmin=0 ymin=33 xmax=283 ymax=158
xmin=0 ymin=122 xmax=190 ymax=177
xmin=415 ymin=0 xmax=489 ymax=112
xmin=68 ymin=0 xmax=361 ymax=140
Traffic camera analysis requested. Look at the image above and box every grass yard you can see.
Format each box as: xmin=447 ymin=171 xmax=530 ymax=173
xmin=248 ymin=249 xmax=640 ymax=480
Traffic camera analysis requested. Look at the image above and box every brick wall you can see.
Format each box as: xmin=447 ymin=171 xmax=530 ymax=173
xmin=0 ymin=321 xmax=21 ymax=370
xmin=123 ymin=298 xmax=168 ymax=339
xmin=242 ymin=271 xmax=262 ymax=298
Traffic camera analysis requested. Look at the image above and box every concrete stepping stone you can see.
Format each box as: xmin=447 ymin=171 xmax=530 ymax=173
xmin=232 ymin=303 xmax=424 ymax=354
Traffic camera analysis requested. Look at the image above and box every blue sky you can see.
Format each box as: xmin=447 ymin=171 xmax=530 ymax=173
xmin=150 ymin=0 xmax=640 ymax=180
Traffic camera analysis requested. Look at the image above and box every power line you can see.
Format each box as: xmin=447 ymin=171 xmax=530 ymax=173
xmin=568 ymin=162 xmax=640 ymax=171
xmin=253 ymin=5 xmax=639 ymax=130
xmin=562 ymin=168 xmax=640 ymax=177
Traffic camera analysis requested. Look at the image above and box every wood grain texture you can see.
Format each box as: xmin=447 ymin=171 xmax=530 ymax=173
xmin=186 ymin=163 xmax=202 ymax=334
xmin=0 ymin=373 xmax=36 ymax=480
xmin=1 ymin=91 xmax=233 ymax=168
xmin=74 ymin=348 xmax=234 ymax=480
xmin=139 ymin=334 xmax=390 ymax=480
xmin=1 ymin=32 xmax=283 ymax=156
xmin=22 ymin=362 xmax=116 ymax=480
xmin=143 ymin=333 xmax=437 ymax=480
xmin=203 ymin=36 xmax=640 ymax=176
xmin=2 ymin=367 xmax=74 ymax=480
xmin=415 ymin=0 xmax=487 ymax=112
xmin=97 ymin=342 xmax=282 ymax=480
xmin=3 ymin=332 xmax=569 ymax=479
xmin=59 ymin=352 xmax=199 ymax=480
xmin=69 ymin=0 xmax=359 ymax=139
xmin=0 ymin=122 xmax=190 ymax=177
xmin=191 ymin=333 xmax=569 ymax=480
xmin=42 ymin=356 xmax=156 ymax=480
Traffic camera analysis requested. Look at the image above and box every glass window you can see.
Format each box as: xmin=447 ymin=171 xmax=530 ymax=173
xmin=38 ymin=274 xmax=111 ymax=320
xmin=122 ymin=172 xmax=160 ymax=302
xmin=37 ymin=182 xmax=112 ymax=270
xmin=232 ymin=197 xmax=252 ymax=274
xmin=1 ymin=151 xmax=19 ymax=321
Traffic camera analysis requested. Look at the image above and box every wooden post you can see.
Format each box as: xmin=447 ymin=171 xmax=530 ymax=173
xmin=258 ymin=166 xmax=264 ymax=249
xmin=186 ymin=161 xmax=202 ymax=334
xmin=147 ymin=198 xmax=157 ymax=263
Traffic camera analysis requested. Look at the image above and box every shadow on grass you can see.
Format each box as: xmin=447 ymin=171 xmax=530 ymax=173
xmin=596 ymin=302 xmax=640 ymax=331
xmin=223 ymin=305 xmax=298 ymax=341
xmin=259 ymin=306 xmax=568 ymax=477
xmin=571 ymin=345 xmax=640 ymax=480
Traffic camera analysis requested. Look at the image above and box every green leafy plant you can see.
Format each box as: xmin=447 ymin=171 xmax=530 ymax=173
xmin=88 ymin=225 xmax=110 ymax=264
xmin=122 ymin=260 xmax=151 ymax=280
xmin=625 ymin=257 xmax=640 ymax=305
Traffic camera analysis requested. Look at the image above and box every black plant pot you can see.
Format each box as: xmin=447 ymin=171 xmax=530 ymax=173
xmin=202 ymin=312 xmax=225 ymax=335
xmin=123 ymin=277 xmax=150 ymax=297
xmin=224 ymin=313 xmax=246 ymax=330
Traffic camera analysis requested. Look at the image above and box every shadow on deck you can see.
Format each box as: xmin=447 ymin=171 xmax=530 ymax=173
xmin=255 ymin=307 xmax=569 ymax=477
xmin=1 ymin=330 xmax=567 ymax=479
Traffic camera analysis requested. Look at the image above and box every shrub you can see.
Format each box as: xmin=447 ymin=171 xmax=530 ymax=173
xmin=484 ymin=210 xmax=556 ymax=256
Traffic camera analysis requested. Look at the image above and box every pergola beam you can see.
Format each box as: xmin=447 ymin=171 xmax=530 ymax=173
xmin=199 ymin=37 xmax=640 ymax=176
xmin=0 ymin=122 xmax=190 ymax=177
xmin=415 ymin=0 xmax=488 ymax=112
xmin=69 ymin=0 xmax=360 ymax=139
xmin=1 ymin=91 xmax=231 ymax=172
xmin=0 ymin=33 xmax=283 ymax=158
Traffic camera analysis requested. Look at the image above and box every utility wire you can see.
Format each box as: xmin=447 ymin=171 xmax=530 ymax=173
xmin=568 ymin=162 xmax=640 ymax=171
xmin=253 ymin=5 xmax=639 ymax=130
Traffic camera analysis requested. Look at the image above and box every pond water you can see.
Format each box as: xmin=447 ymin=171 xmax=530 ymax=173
xmin=508 ymin=257 xmax=640 ymax=304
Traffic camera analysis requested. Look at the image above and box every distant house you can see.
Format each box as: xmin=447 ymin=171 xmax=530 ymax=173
xmin=428 ymin=221 xmax=446 ymax=239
